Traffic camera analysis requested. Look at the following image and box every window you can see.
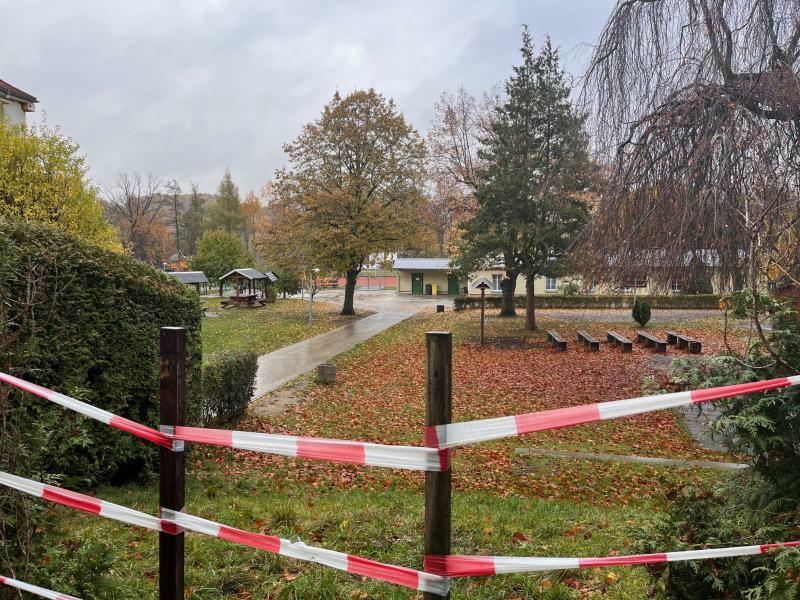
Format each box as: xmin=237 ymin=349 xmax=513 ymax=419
xmin=492 ymin=274 xmax=503 ymax=291
xmin=545 ymin=277 xmax=557 ymax=292
xmin=671 ymin=281 xmax=682 ymax=294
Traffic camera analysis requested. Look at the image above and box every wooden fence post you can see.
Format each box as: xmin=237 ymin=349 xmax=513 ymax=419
xmin=160 ymin=327 xmax=186 ymax=600
xmin=424 ymin=331 xmax=452 ymax=599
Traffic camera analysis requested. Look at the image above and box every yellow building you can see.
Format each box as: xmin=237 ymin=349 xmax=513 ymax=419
xmin=393 ymin=258 xmax=466 ymax=295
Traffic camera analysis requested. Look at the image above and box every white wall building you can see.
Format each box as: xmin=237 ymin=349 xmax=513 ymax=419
xmin=0 ymin=79 xmax=38 ymax=125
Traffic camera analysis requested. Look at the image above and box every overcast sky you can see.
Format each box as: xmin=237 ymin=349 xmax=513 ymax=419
xmin=3 ymin=0 xmax=615 ymax=195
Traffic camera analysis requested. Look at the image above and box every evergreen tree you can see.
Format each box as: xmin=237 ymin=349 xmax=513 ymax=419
xmin=208 ymin=168 xmax=244 ymax=235
xmin=183 ymin=182 xmax=206 ymax=256
xmin=458 ymin=29 xmax=591 ymax=326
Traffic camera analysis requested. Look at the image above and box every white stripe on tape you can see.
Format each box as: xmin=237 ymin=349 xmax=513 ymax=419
xmin=597 ymin=390 xmax=693 ymax=420
xmin=493 ymin=557 xmax=580 ymax=574
xmin=0 ymin=574 xmax=80 ymax=600
xmin=0 ymin=471 xmax=45 ymax=498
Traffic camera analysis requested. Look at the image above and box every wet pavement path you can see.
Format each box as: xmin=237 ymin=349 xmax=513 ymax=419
xmin=252 ymin=310 xmax=412 ymax=399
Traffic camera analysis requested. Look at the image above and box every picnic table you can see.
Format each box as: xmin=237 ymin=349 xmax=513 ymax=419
xmin=220 ymin=294 xmax=267 ymax=308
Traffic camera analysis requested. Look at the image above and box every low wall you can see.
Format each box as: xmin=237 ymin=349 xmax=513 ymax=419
xmin=453 ymin=294 xmax=721 ymax=311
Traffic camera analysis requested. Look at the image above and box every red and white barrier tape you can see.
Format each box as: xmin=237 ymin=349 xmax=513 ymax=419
xmin=427 ymin=376 xmax=800 ymax=448
xmin=0 ymin=373 xmax=448 ymax=471
xmin=169 ymin=426 xmax=450 ymax=471
xmin=425 ymin=541 xmax=800 ymax=577
xmin=0 ymin=575 xmax=80 ymax=600
xmin=0 ymin=471 xmax=449 ymax=596
xmin=0 ymin=373 xmax=175 ymax=449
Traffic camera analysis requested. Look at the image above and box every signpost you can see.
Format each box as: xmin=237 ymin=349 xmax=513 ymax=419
xmin=473 ymin=277 xmax=493 ymax=347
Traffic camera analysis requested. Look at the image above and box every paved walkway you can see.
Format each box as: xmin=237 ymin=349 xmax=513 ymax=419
xmin=515 ymin=447 xmax=746 ymax=471
xmin=252 ymin=311 xmax=412 ymax=398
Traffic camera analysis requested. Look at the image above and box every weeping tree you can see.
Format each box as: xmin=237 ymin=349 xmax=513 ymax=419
xmin=581 ymin=0 xmax=800 ymax=359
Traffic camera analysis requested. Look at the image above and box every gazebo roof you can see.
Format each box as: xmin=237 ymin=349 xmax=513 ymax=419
xmin=219 ymin=268 xmax=268 ymax=281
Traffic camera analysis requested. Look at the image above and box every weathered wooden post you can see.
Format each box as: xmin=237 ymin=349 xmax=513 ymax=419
xmin=424 ymin=332 xmax=452 ymax=599
xmin=160 ymin=327 xmax=186 ymax=600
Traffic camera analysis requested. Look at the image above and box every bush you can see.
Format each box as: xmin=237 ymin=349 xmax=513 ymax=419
xmin=632 ymin=297 xmax=652 ymax=326
xmin=0 ymin=219 xmax=201 ymax=580
xmin=202 ymin=349 xmax=258 ymax=426
xmin=453 ymin=293 xmax=720 ymax=311
xmin=558 ymin=281 xmax=581 ymax=296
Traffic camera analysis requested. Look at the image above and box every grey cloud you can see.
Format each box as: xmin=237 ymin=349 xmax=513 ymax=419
xmin=2 ymin=0 xmax=615 ymax=193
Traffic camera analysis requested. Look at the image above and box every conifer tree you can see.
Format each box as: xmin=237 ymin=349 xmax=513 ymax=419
xmin=209 ymin=168 xmax=244 ymax=235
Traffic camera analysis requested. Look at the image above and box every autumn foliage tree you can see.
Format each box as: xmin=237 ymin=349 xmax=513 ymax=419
xmin=0 ymin=119 xmax=119 ymax=250
xmin=273 ymin=89 xmax=426 ymax=315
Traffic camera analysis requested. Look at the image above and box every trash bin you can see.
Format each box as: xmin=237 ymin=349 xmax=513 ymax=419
xmin=431 ymin=283 xmax=438 ymax=296
xmin=424 ymin=284 xmax=432 ymax=295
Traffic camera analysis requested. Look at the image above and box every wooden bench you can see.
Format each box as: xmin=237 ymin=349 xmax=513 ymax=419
xmin=576 ymin=330 xmax=600 ymax=351
xmin=606 ymin=330 xmax=633 ymax=352
xmin=636 ymin=330 xmax=667 ymax=353
xmin=666 ymin=331 xmax=702 ymax=354
xmin=546 ymin=330 xmax=567 ymax=351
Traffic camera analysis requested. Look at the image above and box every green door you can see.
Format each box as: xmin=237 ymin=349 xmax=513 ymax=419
xmin=448 ymin=274 xmax=460 ymax=295
xmin=411 ymin=272 xmax=424 ymax=294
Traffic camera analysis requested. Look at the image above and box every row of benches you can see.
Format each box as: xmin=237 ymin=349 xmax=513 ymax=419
xmin=545 ymin=329 xmax=701 ymax=354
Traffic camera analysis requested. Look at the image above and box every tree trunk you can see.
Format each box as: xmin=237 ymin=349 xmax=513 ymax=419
xmin=341 ymin=269 xmax=359 ymax=315
xmin=499 ymin=271 xmax=518 ymax=317
xmin=525 ymin=276 xmax=536 ymax=330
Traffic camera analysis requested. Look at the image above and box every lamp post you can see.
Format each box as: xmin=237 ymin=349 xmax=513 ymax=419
xmin=473 ymin=278 xmax=493 ymax=347
xmin=308 ymin=268 xmax=320 ymax=326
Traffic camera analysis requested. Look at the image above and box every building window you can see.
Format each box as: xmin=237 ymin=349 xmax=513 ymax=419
xmin=492 ymin=274 xmax=503 ymax=291
xmin=671 ymin=281 xmax=682 ymax=294
xmin=545 ymin=277 xmax=557 ymax=292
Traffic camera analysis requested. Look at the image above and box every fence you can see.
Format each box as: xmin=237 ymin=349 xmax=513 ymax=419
xmin=1 ymin=328 xmax=799 ymax=599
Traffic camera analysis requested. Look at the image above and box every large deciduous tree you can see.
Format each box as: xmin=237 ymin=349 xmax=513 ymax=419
xmin=0 ymin=120 xmax=120 ymax=250
xmin=274 ymin=89 xmax=426 ymax=315
xmin=182 ymin=182 xmax=206 ymax=256
xmin=459 ymin=30 xmax=592 ymax=326
xmin=581 ymin=0 xmax=800 ymax=341
xmin=190 ymin=230 xmax=253 ymax=284
xmin=105 ymin=172 xmax=167 ymax=262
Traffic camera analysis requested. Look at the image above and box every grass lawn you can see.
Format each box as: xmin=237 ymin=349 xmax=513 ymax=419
xmin=34 ymin=306 xmax=743 ymax=598
xmin=200 ymin=297 xmax=364 ymax=356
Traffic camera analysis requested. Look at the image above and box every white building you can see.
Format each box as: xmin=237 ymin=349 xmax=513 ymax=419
xmin=0 ymin=79 xmax=38 ymax=125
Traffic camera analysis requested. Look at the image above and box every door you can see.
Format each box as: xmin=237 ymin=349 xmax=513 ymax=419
xmin=447 ymin=274 xmax=460 ymax=295
xmin=411 ymin=273 xmax=424 ymax=294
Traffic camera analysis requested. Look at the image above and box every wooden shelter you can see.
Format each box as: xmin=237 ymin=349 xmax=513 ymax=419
xmin=166 ymin=270 xmax=209 ymax=294
xmin=218 ymin=268 xmax=278 ymax=307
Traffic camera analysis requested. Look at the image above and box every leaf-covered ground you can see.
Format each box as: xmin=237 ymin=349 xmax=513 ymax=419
xmin=34 ymin=307 xmax=745 ymax=598
xmin=200 ymin=297 xmax=362 ymax=356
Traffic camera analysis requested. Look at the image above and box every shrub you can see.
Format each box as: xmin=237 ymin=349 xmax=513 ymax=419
xmin=453 ymin=293 xmax=720 ymax=311
xmin=202 ymin=349 xmax=258 ymax=426
xmin=0 ymin=219 xmax=201 ymax=579
xmin=558 ymin=281 xmax=581 ymax=296
xmin=632 ymin=297 xmax=652 ymax=326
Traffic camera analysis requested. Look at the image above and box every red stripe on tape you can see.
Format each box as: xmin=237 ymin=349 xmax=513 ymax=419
xmin=425 ymin=555 xmax=496 ymax=577
xmin=579 ymin=553 xmax=668 ymax=568
xmin=761 ymin=541 xmax=800 ymax=553
xmin=347 ymin=555 xmax=420 ymax=590
xmin=0 ymin=373 xmax=52 ymax=400
xmin=515 ymin=403 xmax=601 ymax=435
xmin=425 ymin=426 xmax=440 ymax=448
xmin=438 ymin=448 xmax=451 ymax=471
xmin=692 ymin=378 xmax=791 ymax=403
xmin=42 ymin=486 xmax=102 ymax=515
xmin=0 ymin=576 xmax=5 ymax=584
xmin=160 ymin=519 xmax=182 ymax=535
xmin=174 ymin=426 xmax=233 ymax=447
xmin=109 ymin=416 xmax=172 ymax=448
xmin=218 ymin=525 xmax=281 ymax=553
xmin=296 ymin=439 xmax=365 ymax=465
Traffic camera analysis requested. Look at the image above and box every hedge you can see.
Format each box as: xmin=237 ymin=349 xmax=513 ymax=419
xmin=0 ymin=220 xmax=202 ymax=487
xmin=202 ymin=349 xmax=258 ymax=426
xmin=453 ymin=294 xmax=721 ymax=311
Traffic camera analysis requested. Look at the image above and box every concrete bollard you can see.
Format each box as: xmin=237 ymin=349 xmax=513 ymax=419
xmin=317 ymin=362 xmax=337 ymax=384
xmin=436 ymin=305 xmax=445 ymax=313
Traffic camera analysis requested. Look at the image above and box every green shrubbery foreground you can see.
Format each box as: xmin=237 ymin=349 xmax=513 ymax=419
xmin=202 ymin=349 xmax=258 ymax=426
xmin=453 ymin=293 xmax=720 ymax=311
xmin=0 ymin=220 xmax=202 ymax=578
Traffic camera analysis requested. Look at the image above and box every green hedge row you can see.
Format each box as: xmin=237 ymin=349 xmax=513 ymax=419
xmin=453 ymin=294 xmax=721 ymax=310
xmin=202 ymin=349 xmax=258 ymax=426
xmin=0 ymin=220 xmax=202 ymax=487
